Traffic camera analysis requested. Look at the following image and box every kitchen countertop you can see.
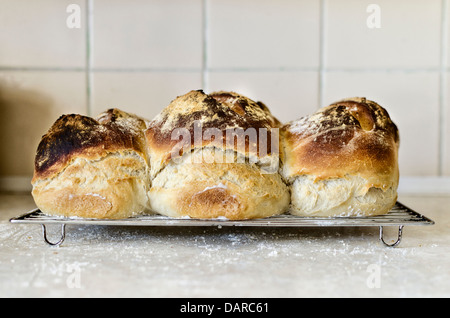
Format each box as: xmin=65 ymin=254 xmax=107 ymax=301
xmin=0 ymin=193 xmax=449 ymax=298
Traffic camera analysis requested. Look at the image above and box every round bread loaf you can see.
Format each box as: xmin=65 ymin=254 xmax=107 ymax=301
xmin=281 ymin=97 xmax=399 ymax=217
xmin=146 ymin=90 xmax=290 ymax=220
xmin=31 ymin=109 xmax=151 ymax=219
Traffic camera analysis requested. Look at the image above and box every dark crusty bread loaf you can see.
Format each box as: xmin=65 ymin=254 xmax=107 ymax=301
xmin=281 ymin=97 xmax=399 ymax=217
xmin=145 ymin=90 xmax=290 ymax=220
xmin=32 ymin=109 xmax=151 ymax=219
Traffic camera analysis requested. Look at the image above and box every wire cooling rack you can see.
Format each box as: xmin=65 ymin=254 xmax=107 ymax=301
xmin=10 ymin=201 xmax=434 ymax=247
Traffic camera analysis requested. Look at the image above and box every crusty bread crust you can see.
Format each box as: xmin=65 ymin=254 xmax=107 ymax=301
xmin=31 ymin=94 xmax=400 ymax=219
xmin=32 ymin=109 xmax=151 ymax=219
xmin=146 ymin=90 xmax=281 ymax=179
xmin=149 ymin=148 xmax=290 ymax=220
xmin=281 ymin=97 xmax=399 ymax=216
xmin=33 ymin=109 xmax=149 ymax=182
xmin=32 ymin=152 xmax=150 ymax=219
xmin=282 ymin=97 xmax=399 ymax=188
xmin=146 ymin=90 xmax=289 ymax=220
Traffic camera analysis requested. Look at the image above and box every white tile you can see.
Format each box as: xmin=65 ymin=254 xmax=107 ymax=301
xmin=93 ymin=0 xmax=203 ymax=69
xmin=325 ymin=0 xmax=441 ymax=69
xmin=207 ymin=0 xmax=320 ymax=69
xmin=0 ymin=71 xmax=87 ymax=176
xmin=0 ymin=0 xmax=86 ymax=68
xmin=443 ymin=72 xmax=450 ymax=176
xmin=207 ymin=71 xmax=319 ymax=123
xmin=441 ymin=4 xmax=450 ymax=176
xmin=91 ymin=71 xmax=202 ymax=120
xmin=323 ymin=71 xmax=440 ymax=176
xmin=447 ymin=0 xmax=450 ymax=69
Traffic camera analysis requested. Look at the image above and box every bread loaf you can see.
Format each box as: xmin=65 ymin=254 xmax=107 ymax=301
xmin=145 ymin=90 xmax=290 ymax=220
xmin=281 ymin=97 xmax=399 ymax=217
xmin=32 ymin=109 xmax=151 ymax=219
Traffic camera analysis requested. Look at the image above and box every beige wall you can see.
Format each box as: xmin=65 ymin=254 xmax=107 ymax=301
xmin=0 ymin=0 xmax=449 ymax=191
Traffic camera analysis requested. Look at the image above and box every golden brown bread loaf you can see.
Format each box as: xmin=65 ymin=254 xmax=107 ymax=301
xmin=281 ymin=97 xmax=399 ymax=217
xmin=31 ymin=93 xmax=400 ymax=220
xmin=32 ymin=109 xmax=151 ymax=219
xmin=145 ymin=90 xmax=290 ymax=220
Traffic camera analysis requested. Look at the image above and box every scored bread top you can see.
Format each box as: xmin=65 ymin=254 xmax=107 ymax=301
xmin=281 ymin=97 xmax=400 ymax=190
xmin=32 ymin=108 xmax=149 ymax=183
xmin=209 ymin=91 xmax=281 ymax=128
xmin=145 ymin=90 xmax=282 ymax=178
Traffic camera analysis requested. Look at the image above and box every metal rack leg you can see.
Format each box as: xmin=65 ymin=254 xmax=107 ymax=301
xmin=41 ymin=224 xmax=66 ymax=247
xmin=379 ymin=225 xmax=403 ymax=247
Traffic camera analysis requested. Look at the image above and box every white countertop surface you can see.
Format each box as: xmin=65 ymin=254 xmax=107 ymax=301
xmin=0 ymin=193 xmax=449 ymax=298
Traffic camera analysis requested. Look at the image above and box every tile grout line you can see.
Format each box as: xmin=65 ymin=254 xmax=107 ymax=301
xmin=207 ymin=67 xmax=318 ymax=72
xmin=318 ymin=0 xmax=327 ymax=109
xmin=0 ymin=67 xmax=85 ymax=72
xmin=439 ymin=0 xmax=449 ymax=176
xmin=86 ymin=0 xmax=94 ymax=117
xmin=0 ymin=66 xmax=446 ymax=73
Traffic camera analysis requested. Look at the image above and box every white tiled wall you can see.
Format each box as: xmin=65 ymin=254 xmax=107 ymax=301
xmin=325 ymin=0 xmax=442 ymax=69
xmin=208 ymin=71 xmax=319 ymax=122
xmin=207 ymin=0 xmax=321 ymax=69
xmin=0 ymin=0 xmax=86 ymax=68
xmin=0 ymin=0 xmax=449 ymax=191
xmin=91 ymin=71 xmax=202 ymax=119
xmin=93 ymin=0 xmax=203 ymax=70
xmin=0 ymin=71 xmax=87 ymax=176
xmin=323 ymin=71 xmax=441 ymax=176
